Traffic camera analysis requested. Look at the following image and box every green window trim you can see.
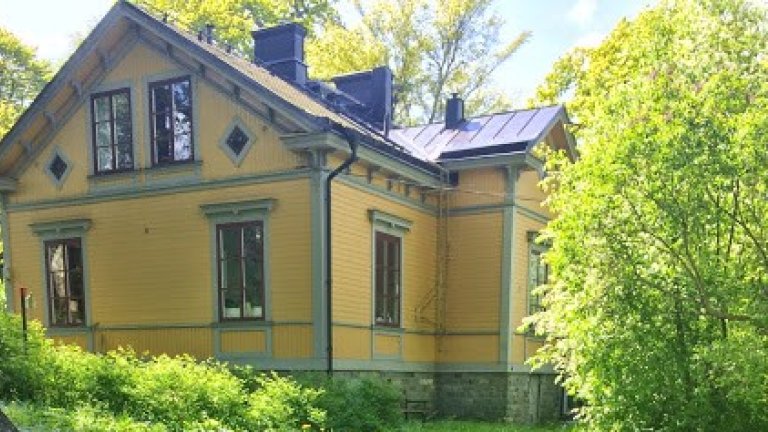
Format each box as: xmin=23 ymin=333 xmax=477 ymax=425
xmin=30 ymin=218 xmax=92 ymax=329
xmin=202 ymin=199 xmax=274 ymax=324
xmin=526 ymin=231 xmax=550 ymax=318
xmin=368 ymin=209 xmax=412 ymax=233
xmin=30 ymin=219 xmax=92 ymax=238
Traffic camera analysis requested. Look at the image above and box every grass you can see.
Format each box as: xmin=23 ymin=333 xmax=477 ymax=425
xmin=402 ymin=420 xmax=577 ymax=432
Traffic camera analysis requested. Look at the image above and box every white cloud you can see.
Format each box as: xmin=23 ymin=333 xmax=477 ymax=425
xmin=568 ymin=0 xmax=598 ymax=27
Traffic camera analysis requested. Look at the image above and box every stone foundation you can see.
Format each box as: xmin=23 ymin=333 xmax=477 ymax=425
xmin=332 ymin=370 xmax=562 ymax=423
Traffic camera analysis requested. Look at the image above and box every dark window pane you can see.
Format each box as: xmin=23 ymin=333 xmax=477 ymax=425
xmin=49 ymin=155 xmax=68 ymax=180
xmin=172 ymin=80 xmax=191 ymax=111
xmin=46 ymin=239 xmax=85 ymax=326
xmin=222 ymin=289 xmax=242 ymax=318
xmin=173 ymin=131 xmax=192 ymax=161
xmin=374 ymin=232 xmax=401 ymax=326
xmin=152 ymin=85 xmax=172 ymax=114
xmin=155 ymin=133 xmax=172 ymax=163
xmin=113 ymin=93 xmax=130 ymax=121
xmin=94 ymin=96 xmax=110 ymax=122
xmin=226 ymin=126 xmax=249 ymax=156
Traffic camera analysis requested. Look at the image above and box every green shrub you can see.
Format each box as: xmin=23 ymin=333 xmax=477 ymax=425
xmin=314 ymin=375 xmax=404 ymax=432
xmin=119 ymin=354 xmax=247 ymax=430
xmin=3 ymin=401 xmax=168 ymax=431
xmin=244 ymin=372 xmax=326 ymax=431
xmin=0 ymin=311 xmax=54 ymax=401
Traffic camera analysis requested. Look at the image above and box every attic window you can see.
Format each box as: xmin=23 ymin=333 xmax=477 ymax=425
xmin=227 ymin=126 xmax=249 ymax=156
xmin=50 ymin=155 xmax=68 ymax=180
xmin=218 ymin=119 xmax=255 ymax=167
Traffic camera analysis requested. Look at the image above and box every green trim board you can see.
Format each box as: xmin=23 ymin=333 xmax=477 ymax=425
xmin=368 ymin=209 xmax=413 ymax=232
xmin=214 ymin=325 xmax=272 ymax=360
xmin=6 ymin=168 xmax=311 ymax=213
xmin=371 ymin=328 xmax=404 ymax=361
xmin=1 ymin=194 xmax=13 ymax=312
xmin=281 ymin=131 xmax=443 ymax=188
xmin=499 ymin=165 xmax=518 ymax=365
xmin=309 ymin=162 xmax=328 ymax=360
xmin=336 ymin=174 xmax=437 ymax=216
xmin=8 ymin=33 xmax=141 ymax=180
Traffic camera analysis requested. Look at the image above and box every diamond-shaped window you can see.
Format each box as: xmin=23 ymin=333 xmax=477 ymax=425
xmin=219 ymin=120 xmax=255 ymax=167
xmin=226 ymin=126 xmax=249 ymax=157
xmin=49 ymin=155 xmax=68 ymax=180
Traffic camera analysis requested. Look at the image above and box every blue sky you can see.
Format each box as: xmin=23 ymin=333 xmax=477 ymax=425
xmin=0 ymin=0 xmax=656 ymax=103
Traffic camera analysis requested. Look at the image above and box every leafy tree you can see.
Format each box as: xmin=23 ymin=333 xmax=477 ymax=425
xmin=529 ymin=0 xmax=768 ymax=430
xmin=132 ymin=0 xmax=339 ymax=55
xmin=310 ymin=0 xmax=530 ymax=125
xmin=0 ymin=28 xmax=52 ymax=140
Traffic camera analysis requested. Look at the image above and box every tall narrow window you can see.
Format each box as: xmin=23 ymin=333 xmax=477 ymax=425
xmin=45 ymin=238 xmax=85 ymax=326
xmin=527 ymin=247 xmax=549 ymax=315
xmin=217 ymin=222 xmax=264 ymax=320
xmin=149 ymin=76 xmax=193 ymax=164
xmin=374 ymin=232 xmax=401 ymax=327
xmin=91 ymin=89 xmax=133 ymax=173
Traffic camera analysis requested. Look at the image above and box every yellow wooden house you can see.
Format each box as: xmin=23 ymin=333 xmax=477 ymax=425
xmin=0 ymin=1 xmax=576 ymax=423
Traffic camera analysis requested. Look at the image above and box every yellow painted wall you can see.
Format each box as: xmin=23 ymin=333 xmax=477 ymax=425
xmin=273 ymin=325 xmax=313 ymax=359
xmin=510 ymin=206 xmax=548 ymax=365
xmin=333 ymin=326 xmax=371 ymax=360
xmin=98 ymin=327 xmax=213 ymax=359
xmin=8 ymin=179 xmax=312 ymax=359
xmin=51 ymin=333 xmax=89 ymax=350
xmin=515 ymin=168 xmax=551 ymax=218
xmin=439 ymin=335 xmax=499 ymax=363
xmin=443 ymin=213 xmax=502 ymax=331
xmin=451 ymin=168 xmax=506 ymax=208
xmin=330 ymin=180 xmax=437 ymax=362
xmin=373 ymin=333 xmax=401 ymax=357
xmin=12 ymin=40 xmax=302 ymax=207
xmin=220 ymin=329 xmax=267 ymax=353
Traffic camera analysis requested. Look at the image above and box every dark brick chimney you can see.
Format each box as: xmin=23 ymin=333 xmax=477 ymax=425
xmin=331 ymin=66 xmax=393 ymax=132
xmin=251 ymin=23 xmax=308 ymax=85
xmin=445 ymin=93 xmax=465 ymax=129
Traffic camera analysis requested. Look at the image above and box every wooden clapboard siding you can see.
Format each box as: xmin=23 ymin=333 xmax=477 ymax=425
xmin=451 ymin=167 xmax=506 ymax=208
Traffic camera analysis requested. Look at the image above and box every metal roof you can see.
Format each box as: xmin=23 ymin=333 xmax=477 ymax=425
xmin=390 ymin=105 xmax=565 ymax=161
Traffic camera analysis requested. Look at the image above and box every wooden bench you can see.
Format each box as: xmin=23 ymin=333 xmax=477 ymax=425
xmin=403 ymin=396 xmax=430 ymax=421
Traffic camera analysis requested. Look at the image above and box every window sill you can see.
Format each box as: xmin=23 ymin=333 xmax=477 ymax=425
xmin=46 ymin=325 xmax=89 ymax=334
xmin=88 ymin=169 xmax=138 ymax=183
xmin=372 ymin=324 xmax=404 ymax=333
xmin=214 ymin=319 xmax=269 ymax=329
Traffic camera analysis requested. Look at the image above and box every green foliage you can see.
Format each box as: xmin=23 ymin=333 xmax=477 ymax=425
xmin=0 ymin=312 xmax=406 ymax=430
xmin=402 ymin=420 xmax=576 ymax=432
xmin=305 ymin=374 xmax=404 ymax=431
xmin=3 ymin=401 xmax=168 ymax=432
xmin=530 ymin=0 xmax=768 ymax=430
xmin=245 ymin=372 xmax=326 ymax=431
xmin=131 ymin=0 xmax=338 ymax=56
xmin=0 ymin=27 xmax=53 ymax=140
xmin=313 ymin=0 xmax=529 ymax=124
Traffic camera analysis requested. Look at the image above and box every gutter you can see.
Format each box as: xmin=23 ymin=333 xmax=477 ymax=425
xmin=325 ymin=125 xmax=358 ymax=376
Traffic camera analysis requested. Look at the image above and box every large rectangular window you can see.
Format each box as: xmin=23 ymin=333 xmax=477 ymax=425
xmin=91 ymin=88 xmax=133 ymax=173
xmin=217 ymin=222 xmax=264 ymax=320
xmin=374 ymin=231 xmax=401 ymax=327
xmin=45 ymin=238 xmax=85 ymax=327
xmin=527 ymin=247 xmax=549 ymax=316
xmin=149 ymin=76 xmax=193 ymax=164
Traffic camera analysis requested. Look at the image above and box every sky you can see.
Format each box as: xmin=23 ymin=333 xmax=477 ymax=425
xmin=0 ymin=0 xmax=657 ymax=104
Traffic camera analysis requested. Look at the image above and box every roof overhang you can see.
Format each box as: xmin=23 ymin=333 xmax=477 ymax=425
xmin=281 ymin=131 xmax=444 ymax=187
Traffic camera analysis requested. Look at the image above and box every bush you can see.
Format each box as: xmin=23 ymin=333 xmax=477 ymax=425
xmin=244 ymin=372 xmax=326 ymax=431
xmin=3 ymin=401 xmax=167 ymax=432
xmin=314 ymin=375 xmax=404 ymax=432
xmin=0 ymin=310 xmax=405 ymax=430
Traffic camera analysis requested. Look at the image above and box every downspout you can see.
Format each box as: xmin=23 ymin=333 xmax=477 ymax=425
xmin=325 ymin=127 xmax=358 ymax=376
